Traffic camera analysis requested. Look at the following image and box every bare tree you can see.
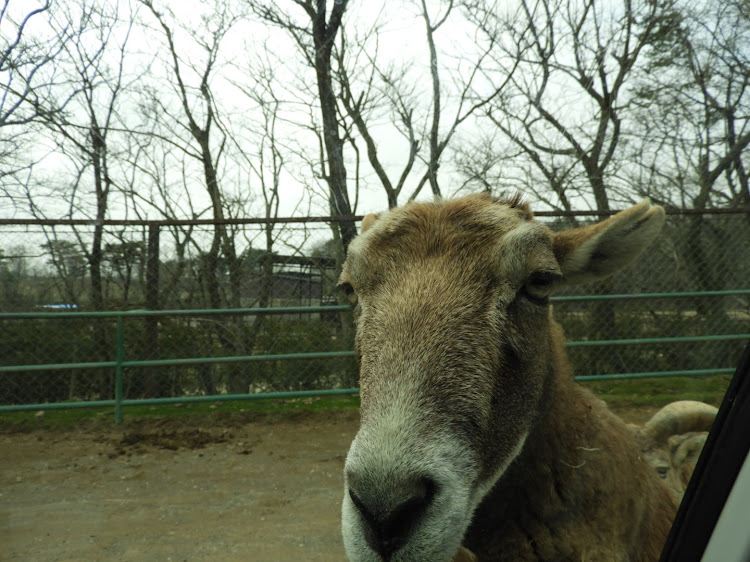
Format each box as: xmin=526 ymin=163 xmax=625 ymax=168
xmin=141 ymin=1 xmax=238 ymax=303
xmin=0 ymin=1 xmax=77 ymax=127
xmin=222 ymin=44 xmax=315 ymax=393
xmin=421 ymin=0 xmax=451 ymax=198
xmin=122 ymin=128 xmax=204 ymax=312
xmin=333 ymin=19 xmax=420 ymax=208
xmin=629 ymin=0 xmax=750 ymax=333
xmin=140 ymin=0 xmax=261 ymax=393
xmin=462 ymin=0 xmax=673 ymax=213
xmin=459 ymin=0 xmax=676 ymax=374
xmin=33 ymin=2 xmax=135 ymax=315
xmin=631 ymin=0 xmax=750 ymax=211
xmin=25 ymin=1 xmax=138 ymax=397
xmin=0 ymin=1 xmax=79 ymax=201
xmin=332 ymin=1 xmax=514 ymax=207
xmin=250 ymin=0 xmax=357 ymax=247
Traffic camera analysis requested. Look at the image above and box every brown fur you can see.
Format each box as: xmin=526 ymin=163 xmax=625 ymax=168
xmin=340 ymin=193 xmax=675 ymax=562
xmin=453 ymin=546 xmax=479 ymax=562
xmin=462 ymin=324 xmax=678 ymax=561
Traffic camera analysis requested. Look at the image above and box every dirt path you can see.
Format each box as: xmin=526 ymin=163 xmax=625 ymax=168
xmin=1 ymin=412 xmax=360 ymax=562
xmin=0 ymin=405 xmax=660 ymax=562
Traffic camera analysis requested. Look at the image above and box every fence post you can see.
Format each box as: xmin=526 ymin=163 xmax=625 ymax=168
xmin=115 ymin=314 xmax=124 ymax=423
xmin=144 ymin=224 xmax=161 ymax=397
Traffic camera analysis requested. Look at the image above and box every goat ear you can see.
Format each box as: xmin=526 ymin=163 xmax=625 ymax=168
xmin=361 ymin=213 xmax=379 ymax=233
xmin=552 ymin=200 xmax=665 ymax=285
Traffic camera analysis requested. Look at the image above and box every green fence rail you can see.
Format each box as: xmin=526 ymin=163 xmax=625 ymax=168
xmin=1 ymin=289 xmax=749 ymax=422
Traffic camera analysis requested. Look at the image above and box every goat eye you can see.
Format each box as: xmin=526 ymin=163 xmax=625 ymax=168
xmin=337 ymin=282 xmax=358 ymax=305
xmin=521 ymin=271 xmax=562 ymax=304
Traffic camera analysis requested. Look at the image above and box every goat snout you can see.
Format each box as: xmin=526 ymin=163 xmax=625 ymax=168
xmin=347 ymin=474 xmax=437 ymax=559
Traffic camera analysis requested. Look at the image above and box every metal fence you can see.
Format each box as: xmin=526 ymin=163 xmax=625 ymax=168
xmin=1 ymin=209 xmax=748 ymax=420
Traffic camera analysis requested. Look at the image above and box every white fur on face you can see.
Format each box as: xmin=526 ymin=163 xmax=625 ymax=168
xmin=342 ymin=389 xmax=528 ymax=562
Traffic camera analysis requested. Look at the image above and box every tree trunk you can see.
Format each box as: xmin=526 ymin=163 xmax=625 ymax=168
xmin=143 ymin=224 xmax=166 ymax=398
xmin=90 ymin=127 xmax=112 ymax=398
xmin=310 ymin=1 xmax=357 ymax=250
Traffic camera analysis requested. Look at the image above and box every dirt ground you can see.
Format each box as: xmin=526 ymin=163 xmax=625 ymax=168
xmin=0 ymin=405 xmax=657 ymax=562
xmin=1 ymin=410 xmax=360 ymax=562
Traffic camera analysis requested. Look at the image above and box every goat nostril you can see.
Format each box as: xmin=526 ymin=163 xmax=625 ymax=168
xmin=383 ymin=477 xmax=434 ymax=536
xmin=348 ymin=476 xmax=437 ymax=558
xmin=349 ymin=487 xmax=375 ymax=526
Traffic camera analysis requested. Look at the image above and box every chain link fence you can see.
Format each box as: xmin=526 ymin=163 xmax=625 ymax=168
xmin=537 ymin=210 xmax=750 ymax=380
xmin=1 ymin=209 xmax=748 ymax=407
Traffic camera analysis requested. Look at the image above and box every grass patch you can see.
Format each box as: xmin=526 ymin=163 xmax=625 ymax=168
xmin=582 ymin=374 xmax=731 ymax=408
xmin=0 ymin=393 xmax=361 ymax=433
xmin=1 ymin=374 xmax=733 ymax=433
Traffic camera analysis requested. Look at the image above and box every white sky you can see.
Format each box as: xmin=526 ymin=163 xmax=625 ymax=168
xmin=1 ymin=0 xmax=508 ymax=224
xmin=2 ymin=0 xmax=745 ymax=231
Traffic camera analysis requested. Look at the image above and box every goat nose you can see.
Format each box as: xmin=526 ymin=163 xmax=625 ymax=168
xmin=347 ymin=475 xmax=436 ymax=559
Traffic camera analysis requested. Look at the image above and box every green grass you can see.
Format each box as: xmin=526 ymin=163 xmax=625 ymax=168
xmin=0 ymin=394 xmax=361 ymax=432
xmin=0 ymin=374 xmax=733 ymax=433
xmin=582 ymin=375 xmax=732 ymax=408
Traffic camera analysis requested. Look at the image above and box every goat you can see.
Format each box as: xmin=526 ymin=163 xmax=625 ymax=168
xmin=339 ymin=193 xmax=679 ymax=561
xmin=634 ymin=400 xmax=718 ymax=498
